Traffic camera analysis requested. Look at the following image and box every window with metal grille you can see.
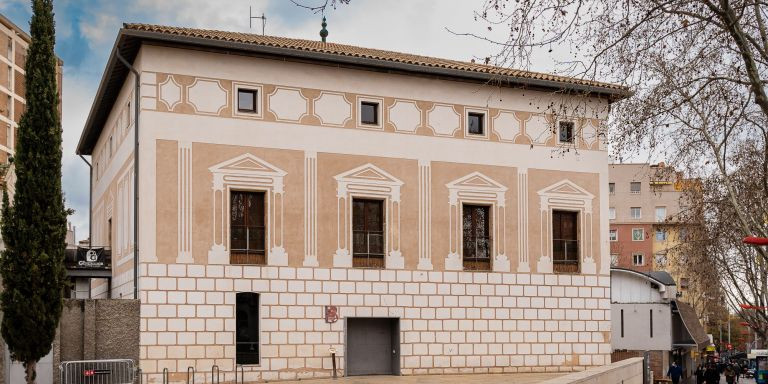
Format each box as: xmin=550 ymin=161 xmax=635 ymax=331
xmin=630 ymin=182 xmax=641 ymax=194
xmin=552 ymin=210 xmax=579 ymax=273
xmin=236 ymin=292 xmax=260 ymax=365
xmin=462 ymin=204 xmax=492 ymax=271
xmin=230 ymin=191 xmax=266 ymax=265
xmin=352 ymin=198 xmax=385 ymax=268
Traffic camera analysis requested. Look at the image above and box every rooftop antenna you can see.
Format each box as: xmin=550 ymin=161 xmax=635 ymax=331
xmin=249 ymin=6 xmax=266 ymax=35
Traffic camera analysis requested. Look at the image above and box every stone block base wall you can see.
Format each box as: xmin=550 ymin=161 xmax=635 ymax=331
xmin=139 ymin=263 xmax=611 ymax=383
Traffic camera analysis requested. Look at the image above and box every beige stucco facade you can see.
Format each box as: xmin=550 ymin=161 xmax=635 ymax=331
xmin=81 ymin=30 xmax=623 ymax=382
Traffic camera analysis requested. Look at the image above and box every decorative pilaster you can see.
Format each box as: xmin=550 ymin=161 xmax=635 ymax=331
xmin=517 ymin=168 xmax=530 ymax=272
xmin=417 ymin=160 xmax=433 ymax=270
xmin=303 ymin=152 xmax=319 ymax=267
xmin=176 ymin=141 xmax=194 ymax=263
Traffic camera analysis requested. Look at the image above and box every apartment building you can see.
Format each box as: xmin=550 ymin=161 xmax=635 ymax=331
xmin=0 ymin=14 xmax=62 ymax=201
xmin=77 ymin=23 xmax=629 ymax=382
xmin=608 ymin=163 xmax=686 ymax=273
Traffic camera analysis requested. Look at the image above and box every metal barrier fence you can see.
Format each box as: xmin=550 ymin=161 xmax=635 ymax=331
xmin=60 ymin=359 xmax=138 ymax=384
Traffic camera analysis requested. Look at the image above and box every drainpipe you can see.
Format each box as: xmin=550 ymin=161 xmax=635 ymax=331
xmin=78 ymin=154 xmax=92 ymax=246
xmin=115 ymin=51 xmax=140 ymax=300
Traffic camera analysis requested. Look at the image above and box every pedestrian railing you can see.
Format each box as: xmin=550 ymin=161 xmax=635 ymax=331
xmin=60 ymin=359 xmax=137 ymax=384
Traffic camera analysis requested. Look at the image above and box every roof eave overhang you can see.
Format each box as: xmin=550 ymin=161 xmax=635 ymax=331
xmin=76 ymin=28 xmax=632 ymax=155
xmin=610 ymin=267 xmax=674 ymax=288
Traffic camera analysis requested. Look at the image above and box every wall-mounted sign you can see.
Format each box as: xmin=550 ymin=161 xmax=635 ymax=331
xmin=325 ymin=306 xmax=339 ymax=323
xmin=74 ymin=247 xmax=109 ymax=269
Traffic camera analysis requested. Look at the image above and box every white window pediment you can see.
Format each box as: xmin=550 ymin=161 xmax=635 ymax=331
xmin=445 ymin=171 xmax=509 ymax=272
xmin=333 ymin=163 xmax=404 ymax=269
xmin=209 ymin=153 xmax=287 ymax=192
xmin=537 ymin=179 xmax=595 ymax=201
xmin=334 ymin=163 xmax=404 ymax=200
xmin=208 ymin=153 xmax=288 ymax=266
xmin=446 ymin=172 xmax=507 ymax=207
xmin=536 ymin=179 xmax=596 ymax=274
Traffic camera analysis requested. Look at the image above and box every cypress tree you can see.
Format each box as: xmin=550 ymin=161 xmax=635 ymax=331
xmin=0 ymin=1 xmax=67 ymax=383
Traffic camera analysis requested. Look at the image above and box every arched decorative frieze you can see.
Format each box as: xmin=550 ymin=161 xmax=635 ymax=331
xmin=492 ymin=110 xmax=522 ymax=142
xmin=390 ymin=100 xmax=422 ymax=134
xmin=536 ymin=179 xmax=596 ymax=274
xmin=158 ymin=75 xmax=182 ymax=111
xmin=207 ymin=153 xmax=288 ymax=266
xmin=314 ymin=91 xmax=351 ymax=127
xmin=333 ymin=163 xmax=404 ymax=269
xmin=268 ymin=87 xmax=308 ymax=122
xmin=526 ymin=114 xmax=553 ymax=145
xmin=427 ymin=104 xmax=460 ymax=137
xmin=187 ymin=78 xmax=228 ymax=115
xmin=444 ymin=172 xmax=509 ymax=272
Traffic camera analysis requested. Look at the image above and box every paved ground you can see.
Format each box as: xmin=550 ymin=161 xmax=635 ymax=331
xmin=273 ymin=373 xmax=565 ymax=384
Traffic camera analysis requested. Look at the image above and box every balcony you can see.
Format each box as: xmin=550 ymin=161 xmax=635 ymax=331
xmin=64 ymin=246 xmax=112 ymax=278
xmin=553 ymin=239 xmax=580 ymax=273
xmin=352 ymin=231 xmax=385 ymax=268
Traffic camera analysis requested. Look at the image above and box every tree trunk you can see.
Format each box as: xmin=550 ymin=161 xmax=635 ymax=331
xmin=24 ymin=360 xmax=36 ymax=384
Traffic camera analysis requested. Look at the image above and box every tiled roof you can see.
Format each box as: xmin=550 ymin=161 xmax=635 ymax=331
xmin=123 ymin=23 xmax=628 ymax=93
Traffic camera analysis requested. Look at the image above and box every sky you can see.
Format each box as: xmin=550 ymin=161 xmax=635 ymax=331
xmin=0 ymin=0 xmax=564 ymax=241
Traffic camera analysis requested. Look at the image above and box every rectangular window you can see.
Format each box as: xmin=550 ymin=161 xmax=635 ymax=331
xmin=632 ymin=253 xmax=644 ymax=266
xmin=230 ymin=191 xmax=266 ymax=265
xmin=632 ymin=228 xmax=644 ymax=241
xmin=680 ymin=277 xmax=690 ymax=289
xmin=650 ymin=309 xmax=653 ymax=338
xmin=609 ymin=207 xmax=616 ymax=220
xmin=630 ymin=182 xmax=641 ymax=194
xmin=360 ymin=101 xmax=379 ymax=125
xmin=352 ymin=198 xmax=385 ymax=268
xmin=462 ymin=204 xmax=492 ymax=271
xmin=7 ymin=66 xmax=10 ymax=89
xmin=610 ymin=253 xmax=619 ymax=267
xmin=467 ymin=112 xmax=484 ymax=135
xmin=237 ymin=89 xmax=258 ymax=113
xmin=609 ymin=229 xmax=618 ymax=242
xmin=655 ymin=230 xmax=667 ymax=241
xmin=620 ymin=309 xmax=624 ymax=337
xmin=552 ymin=210 xmax=579 ymax=273
xmin=630 ymin=207 xmax=641 ymax=219
xmin=236 ymin=292 xmax=260 ymax=365
xmin=655 ymin=206 xmax=667 ymax=222
xmin=6 ymin=123 xmax=11 ymax=149
xmin=654 ymin=253 xmax=667 ymax=268
xmin=558 ymin=121 xmax=574 ymax=143
xmin=609 ymin=183 xmax=615 ymax=195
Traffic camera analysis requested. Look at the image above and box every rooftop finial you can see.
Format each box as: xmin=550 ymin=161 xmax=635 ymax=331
xmin=320 ymin=17 xmax=328 ymax=42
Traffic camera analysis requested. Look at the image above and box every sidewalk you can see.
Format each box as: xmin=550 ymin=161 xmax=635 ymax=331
xmin=274 ymin=372 xmax=565 ymax=384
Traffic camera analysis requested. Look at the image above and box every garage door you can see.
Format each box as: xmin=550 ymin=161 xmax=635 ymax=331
xmin=346 ymin=318 xmax=399 ymax=376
